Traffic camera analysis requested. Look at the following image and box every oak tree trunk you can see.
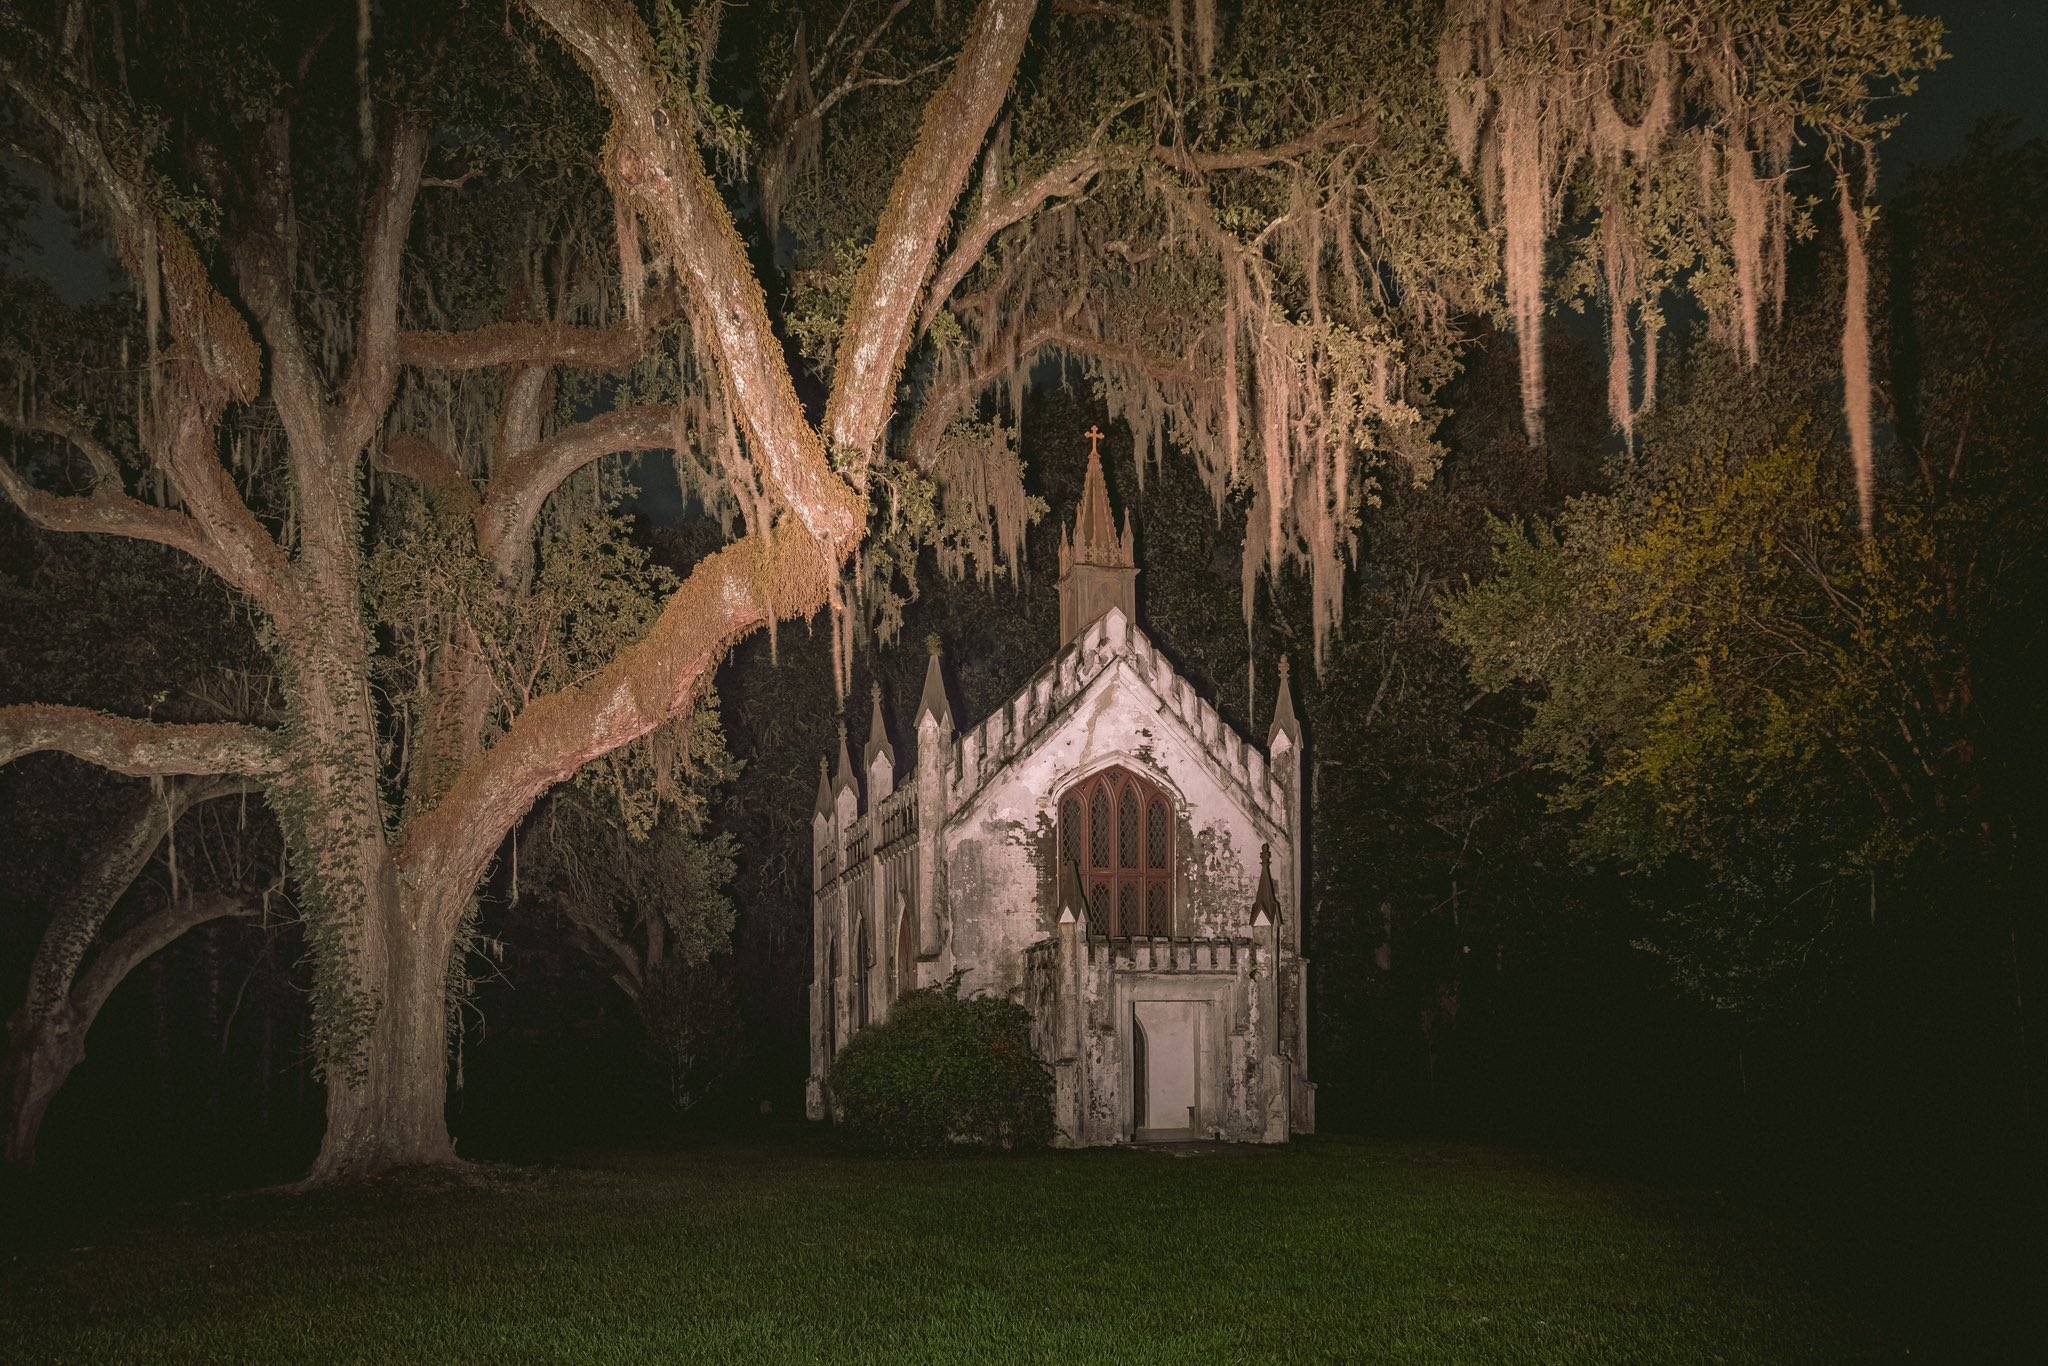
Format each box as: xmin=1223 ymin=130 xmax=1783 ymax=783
xmin=306 ymin=870 xmax=464 ymax=1181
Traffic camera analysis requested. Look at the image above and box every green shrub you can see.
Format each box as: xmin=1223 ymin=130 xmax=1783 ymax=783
xmin=828 ymin=980 xmax=1054 ymax=1153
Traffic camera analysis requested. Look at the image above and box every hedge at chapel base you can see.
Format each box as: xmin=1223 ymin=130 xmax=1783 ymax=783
xmin=828 ymin=982 xmax=1053 ymax=1154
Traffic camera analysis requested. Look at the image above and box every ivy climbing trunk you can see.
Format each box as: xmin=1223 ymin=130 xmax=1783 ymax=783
xmin=307 ymin=866 xmax=465 ymax=1180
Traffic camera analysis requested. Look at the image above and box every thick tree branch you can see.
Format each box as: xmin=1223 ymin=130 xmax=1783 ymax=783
xmin=152 ymin=396 xmax=302 ymax=618
xmin=19 ymin=776 xmax=260 ymax=1023
xmin=0 ymin=444 xmax=279 ymax=601
xmin=1 ymin=408 xmax=120 ymax=488
xmin=448 ymin=0 xmax=1033 ymax=919
xmin=497 ymin=365 xmax=554 ymax=468
xmin=396 ymin=284 xmax=681 ymax=372
xmin=822 ymin=0 xmax=1041 ymax=457
xmin=920 ymin=150 xmax=1108 ymax=337
xmin=478 ymin=404 xmax=672 ymax=568
xmin=336 ymin=119 xmax=429 ymax=460
xmin=400 ymin=521 xmax=824 ymax=893
xmin=0 ymin=705 xmax=280 ymax=780
xmin=0 ymin=19 xmax=260 ymax=403
xmin=231 ymin=115 xmax=327 ymax=462
xmin=522 ymin=0 xmax=861 ymax=553
xmin=1045 ymin=322 xmax=1201 ymax=387
xmin=71 ymin=891 xmax=255 ymax=1027
xmin=0 ymin=34 xmax=289 ymax=614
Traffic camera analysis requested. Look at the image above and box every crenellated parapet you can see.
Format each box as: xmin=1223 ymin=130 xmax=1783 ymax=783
xmin=939 ymin=607 xmax=1292 ymax=833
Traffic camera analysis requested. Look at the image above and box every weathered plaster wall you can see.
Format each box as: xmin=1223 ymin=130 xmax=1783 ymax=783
xmin=937 ymin=655 xmax=1293 ymax=1003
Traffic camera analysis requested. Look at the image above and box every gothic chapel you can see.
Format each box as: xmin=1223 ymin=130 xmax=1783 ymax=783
xmin=808 ymin=431 xmax=1313 ymax=1144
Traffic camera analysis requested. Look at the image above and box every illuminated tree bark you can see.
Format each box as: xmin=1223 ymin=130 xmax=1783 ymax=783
xmin=1 ymin=0 xmax=1036 ymax=1180
xmin=0 ymin=0 xmax=1939 ymax=1181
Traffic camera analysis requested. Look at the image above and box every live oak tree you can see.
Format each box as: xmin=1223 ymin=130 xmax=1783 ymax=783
xmin=0 ymin=0 xmax=1936 ymax=1180
xmin=0 ymin=0 xmax=711 ymax=1180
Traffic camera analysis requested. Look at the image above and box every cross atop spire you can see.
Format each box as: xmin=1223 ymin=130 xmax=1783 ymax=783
xmin=1058 ymin=424 xmax=1139 ymax=643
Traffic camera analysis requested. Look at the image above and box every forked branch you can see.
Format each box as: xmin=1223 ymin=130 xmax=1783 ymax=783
xmin=0 ymin=443 xmax=277 ymax=603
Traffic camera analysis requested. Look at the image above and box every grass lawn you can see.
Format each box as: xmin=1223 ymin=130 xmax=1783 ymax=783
xmin=0 ymin=1133 xmax=1877 ymax=1363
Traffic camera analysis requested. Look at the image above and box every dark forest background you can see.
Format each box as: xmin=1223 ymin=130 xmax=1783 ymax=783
xmin=4 ymin=122 xmax=2043 ymax=1325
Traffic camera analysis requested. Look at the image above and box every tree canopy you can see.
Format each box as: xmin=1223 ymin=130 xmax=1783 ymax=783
xmin=0 ymin=0 xmax=1945 ymax=1179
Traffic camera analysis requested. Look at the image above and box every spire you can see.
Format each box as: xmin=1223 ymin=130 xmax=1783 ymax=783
xmin=916 ymin=634 xmax=953 ymax=734
xmin=1269 ymin=655 xmax=1302 ymax=753
xmin=1058 ymin=424 xmax=1140 ymax=643
xmin=834 ymin=718 xmax=857 ymax=799
xmin=1251 ymin=842 xmax=1281 ymax=928
xmin=814 ymin=755 xmax=833 ymax=820
xmin=1068 ymin=426 xmax=1129 ymax=568
xmin=863 ymin=681 xmax=893 ymax=775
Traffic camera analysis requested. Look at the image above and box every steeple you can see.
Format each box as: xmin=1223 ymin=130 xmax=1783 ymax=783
xmin=814 ymin=755 xmax=833 ymax=821
xmin=1057 ymin=424 xmax=1139 ymax=644
xmin=864 ymin=682 xmax=893 ymax=772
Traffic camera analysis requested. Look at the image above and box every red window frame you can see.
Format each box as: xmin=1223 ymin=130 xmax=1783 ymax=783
xmin=1059 ymin=766 xmax=1174 ymax=937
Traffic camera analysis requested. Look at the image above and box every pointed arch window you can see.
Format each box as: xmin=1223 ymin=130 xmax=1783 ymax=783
xmin=1059 ymin=766 xmax=1174 ymax=937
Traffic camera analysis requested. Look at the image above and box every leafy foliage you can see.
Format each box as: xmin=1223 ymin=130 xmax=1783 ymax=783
xmin=518 ymin=679 xmax=742 ymax=1111
xmin=1441 ymin=130 xmax=2048 ymax=1018
xmin=828 ymin=979 xmax=1053 ymax=1153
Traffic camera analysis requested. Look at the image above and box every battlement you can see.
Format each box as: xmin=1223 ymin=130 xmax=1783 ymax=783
xmin=940 ymin=608 xmax=1292 ymax=826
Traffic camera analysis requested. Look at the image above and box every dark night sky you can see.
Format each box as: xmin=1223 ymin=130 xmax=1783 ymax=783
xmin=5 ymin=2 xmax=2044 ymax=305
xmin=1882 ymin=1 xmax=2048 ymax=172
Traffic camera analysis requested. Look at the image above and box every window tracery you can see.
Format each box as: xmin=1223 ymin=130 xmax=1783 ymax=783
xmin=1059 ymin=766 xmax=1174 ymax=937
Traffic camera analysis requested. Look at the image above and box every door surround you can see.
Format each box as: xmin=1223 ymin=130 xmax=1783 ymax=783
xmin=1114 ymin=973 xmax=1234 ymax=1141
